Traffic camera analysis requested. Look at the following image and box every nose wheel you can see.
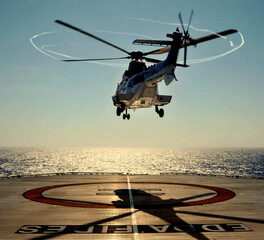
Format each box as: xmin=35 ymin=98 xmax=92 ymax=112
xmin=123 ymin=113 xmax=130 ymax=120
xmin=155 ymin=106 xmax=164 ymax=118
xmin=117 ymin=107 xmax=130 ymax=120
xmin=123 ymin=108 xmax=130 ymax=120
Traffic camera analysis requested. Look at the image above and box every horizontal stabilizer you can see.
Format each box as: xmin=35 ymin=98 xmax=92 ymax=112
xmin=133 ymin=39 xmax=173 ymax=46
xmin=176 ymin=63 xmax=189 ymax=67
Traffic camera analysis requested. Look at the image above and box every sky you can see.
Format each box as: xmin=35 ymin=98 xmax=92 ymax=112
xmin=0 ymin=0 xmax=263 ymax=148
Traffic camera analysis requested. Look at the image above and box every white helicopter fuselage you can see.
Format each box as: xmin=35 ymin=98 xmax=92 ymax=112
xmin=112 ymin=30 xmax=183 ymax=117
xmin=114 ymin=62 xmax=175 ymax=109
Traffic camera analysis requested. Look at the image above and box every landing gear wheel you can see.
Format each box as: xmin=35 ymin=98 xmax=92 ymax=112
xmin=155 ymin=106 xmax=164 ymax=118
xmin=159 ymin=108 xmax=164 ymax=118
xmin=122 ymin=114 xmax=130 ymax=120
xmin=116 ymin=107 xmax=122 ymax=116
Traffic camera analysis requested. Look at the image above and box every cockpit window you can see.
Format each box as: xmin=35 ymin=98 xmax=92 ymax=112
xmin=125 ymin=61 xmax=146 ymax=77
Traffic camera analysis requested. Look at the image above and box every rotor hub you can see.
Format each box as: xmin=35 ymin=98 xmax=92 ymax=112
xmin=130 ymin=51 xmax=144 ymax=60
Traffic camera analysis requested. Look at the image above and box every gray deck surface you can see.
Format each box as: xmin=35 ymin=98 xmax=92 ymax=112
xmin=0 ymin=174 xmax=263 ymax=239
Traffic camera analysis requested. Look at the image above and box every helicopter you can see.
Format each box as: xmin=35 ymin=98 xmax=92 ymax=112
xmin=55 ymin=11 xmax=238 ymax=120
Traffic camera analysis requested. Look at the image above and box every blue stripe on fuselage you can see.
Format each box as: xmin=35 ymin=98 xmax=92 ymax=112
xmin=128 ymin=61 xmax=169 ymax=87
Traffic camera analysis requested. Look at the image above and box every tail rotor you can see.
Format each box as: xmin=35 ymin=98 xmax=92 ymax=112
xmin=178 ymin=10 xmax=194 ymax=66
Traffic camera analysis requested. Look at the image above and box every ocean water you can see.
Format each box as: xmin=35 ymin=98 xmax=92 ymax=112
xmin=0 ymin=147 xmax=263 ymax=178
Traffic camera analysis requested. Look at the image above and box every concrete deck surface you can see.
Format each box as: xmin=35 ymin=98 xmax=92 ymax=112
xmin=0 ymin=174 xmax=263 ymax=240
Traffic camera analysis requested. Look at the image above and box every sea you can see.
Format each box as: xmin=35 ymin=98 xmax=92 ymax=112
xmin=0 ymin=147 xmax=263 ymax=178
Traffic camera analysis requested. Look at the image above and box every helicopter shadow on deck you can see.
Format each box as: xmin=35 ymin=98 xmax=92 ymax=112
xmin=28 ymin=189 xmax=214 ymax=240
xmin=112 ymin=189 xmax=213 ymax=240
xmin=28 ymin=188 xmax=263 ymax=240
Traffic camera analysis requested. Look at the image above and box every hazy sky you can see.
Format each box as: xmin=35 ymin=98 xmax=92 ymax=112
xmin=0 ymin=0 xmax=263 ymax=148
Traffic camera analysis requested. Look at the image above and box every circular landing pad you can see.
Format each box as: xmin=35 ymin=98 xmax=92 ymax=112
xmin=23 ymin=182 xmax=235 ymax=208
xmin=2 ymin=175 xmax=262 ymax=239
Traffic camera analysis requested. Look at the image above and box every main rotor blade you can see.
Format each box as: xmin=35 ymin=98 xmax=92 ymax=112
xmin=180 ymin=29 xmax=238 ymax=48
xmin=143 ymin=57 xmax=162 ymax=63
xmin=62 ymin=56 xmax=131 ymax=62
xmin=143 ymin=46 xmax=171 ymax=56
xmin=55 ymin=20 xmax=130 ymax=55
xmin=143 ymin=29 xmax=237 ymax=59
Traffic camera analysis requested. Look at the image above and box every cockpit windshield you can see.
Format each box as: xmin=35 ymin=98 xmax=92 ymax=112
xmin=124 ymin=60 xmax=147 ymax=78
